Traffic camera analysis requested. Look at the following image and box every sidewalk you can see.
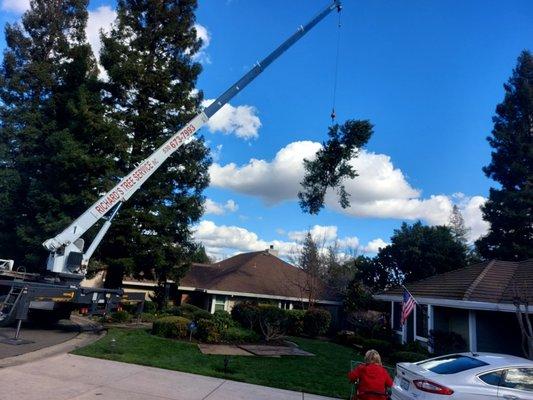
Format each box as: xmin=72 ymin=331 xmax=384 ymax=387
xmin=0 ymin=353 xmax=340 ymax=400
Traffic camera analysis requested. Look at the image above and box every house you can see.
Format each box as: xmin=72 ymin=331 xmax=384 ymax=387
xmin=374 ymin=259 xmax=533 ymax=357
xmin=123 ymin=247 xmax=342 ymax=319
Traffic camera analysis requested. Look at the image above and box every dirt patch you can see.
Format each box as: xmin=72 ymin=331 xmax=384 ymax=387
xmin=198 ymin=344 xmax=253 ymax=356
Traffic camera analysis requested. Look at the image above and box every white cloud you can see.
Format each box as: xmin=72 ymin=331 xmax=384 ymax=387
xmin=194 ymin=220 xmax=387 ymax=260
xmin=288 ymin=225 xmax=338 ymax=242
xmin=363 ymin=238 xmax=389 ymax=253
xmin=193 ymin=23 xmax=211 ymax=64
xmin=456 ymin=195 xmax=490 ymax=242
xmin=202 ymin=99 xmax=261 ymax=139
xmin=86 ymin=6 xmax=116 ymax=60
xmin=1 ymin=0 xmax=29 ymax=13
xmin=209 ymin=140 xmax=489 ymax=241
xmin=204 ymin=199 xmax=239 ymax=215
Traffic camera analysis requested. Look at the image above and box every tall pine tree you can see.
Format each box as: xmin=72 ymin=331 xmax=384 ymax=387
xmin=98 ymin=0 xmax=211 ymax=290
xmin=0 ymin=0 xmax=124 ymax=271
xmin=475 ymin=51 xmax=533 ymax=260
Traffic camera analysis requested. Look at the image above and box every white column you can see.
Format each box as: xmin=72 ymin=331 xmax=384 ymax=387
xmin=210 ymin=295 xmax=216 ymax=314
xmin=390 ymin=302 xmax=395 ymax=330
xmin=468 ymin=310 xmax=477 ymax=352
xmin=428 ymin=305 xmax=434 ymax=353
xmin=413 ymin=305 xmax=418 ymax=339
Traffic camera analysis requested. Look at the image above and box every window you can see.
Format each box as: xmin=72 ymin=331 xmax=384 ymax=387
xmin=213 ymin=296 xmax=226 ymax=312
xmin=501 ymin=368 xmax=533 ymax=392
xmin=419 ymin=355 xmax=488 ymax=375
xmin=416 ymin=304 xmax=428 ymax=338
xmin=479 ymin=370 xmax=503 ymax=386
xmin=393 ymin=301 xmax=402 ymax=331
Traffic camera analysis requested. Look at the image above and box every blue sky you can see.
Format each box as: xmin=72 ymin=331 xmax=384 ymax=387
xmin=1 ymin=0 xmax=532 ymax=260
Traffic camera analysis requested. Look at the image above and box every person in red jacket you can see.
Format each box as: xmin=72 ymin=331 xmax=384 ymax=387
xmin=348 ymin=349 xmax=393 ymax=400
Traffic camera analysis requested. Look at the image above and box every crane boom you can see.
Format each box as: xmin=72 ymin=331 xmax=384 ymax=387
xmin=43 ymin=1 xmax=341 ymax=274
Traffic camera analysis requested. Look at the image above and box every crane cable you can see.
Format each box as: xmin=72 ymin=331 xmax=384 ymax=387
xmin=330 ymin=6 xmax=342 ymax=123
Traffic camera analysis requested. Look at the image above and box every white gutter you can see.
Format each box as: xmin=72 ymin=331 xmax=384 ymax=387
xmin=183 ymin=287 xmax=342 ymax=306
xmin=374 ymin=294 xmax=532 ymax=313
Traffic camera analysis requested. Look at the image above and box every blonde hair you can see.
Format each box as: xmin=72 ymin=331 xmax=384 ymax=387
xmin=364 ymin=349 xmax=382 ymax=365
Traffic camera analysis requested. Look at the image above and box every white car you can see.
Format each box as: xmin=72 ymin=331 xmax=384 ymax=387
xmin=391 ymin=352 xmax=533 ymax=400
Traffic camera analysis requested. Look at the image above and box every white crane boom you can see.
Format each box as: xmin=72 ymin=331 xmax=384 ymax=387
xmin=43 ymin=1 xmax=342 ymax=275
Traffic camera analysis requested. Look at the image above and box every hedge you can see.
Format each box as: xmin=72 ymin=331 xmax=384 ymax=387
xmin=286 ymin=310 xmax=306 ymax=336
xmin=152 ymin=316 xmax=191 ymax=339
xmin=196 ymin=318 xmax=221 ymax=343
xmin=303 ymin=309 xmax=331 ymax=337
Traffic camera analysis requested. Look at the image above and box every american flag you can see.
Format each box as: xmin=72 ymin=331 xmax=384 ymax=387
xmin=401 ymin=288 xmax=416 ymax=326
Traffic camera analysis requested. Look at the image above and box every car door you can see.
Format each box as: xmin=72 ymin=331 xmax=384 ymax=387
xmin=497 ymin=368 xmax=533 ymax=400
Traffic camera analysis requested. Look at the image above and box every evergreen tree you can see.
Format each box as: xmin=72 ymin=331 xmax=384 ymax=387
xmin=475 ymin=50 xmax=533 ymax=261
xmin=0 ymin=0 xmax=123 ymax=271
xmin=98 ymin=0 xmax=211 ymax=288
xmin=376 ymin=221 xmax=468 ymax=283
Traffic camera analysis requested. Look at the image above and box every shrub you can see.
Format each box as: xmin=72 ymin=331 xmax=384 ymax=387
xmin=139 ymin=312 xmax=157 ymax=323
xmin=222 ymin=326 xmax=260 ymax=343
xmin=361 ymin=338 xmax=393 ymax=355
xmin=143 ymin=301 xmax=157 ymax=314
xmin=152 ymin=316 xmax=191 ymax=339
xmin=303 ymin=308 xmax=331 ymax=337
xmin=391 ymin=351 xmax=428 ymax=363
xmin=429 ymin=330 xmax=467 ymax=355
xmin=336 ymin=330 xmax=365 ymax=347
xmin=258 ymin=306 xmax=288 ymax=341
xmin=286 ymin=310 xmax=306 ymax=336
xmin=192 ymin=309 xmax=213 ymax=322
xmin=231 ymin=301 xmax=259 ymax=329
xmin=179 ymin=303 xmax=204 ymax=319
xmin=110 ymin=310 xmax=132 ymax=323
xmin=195 ymin=318 xmax=221 ymax=343
xmin=212 ymin=310 xmax=235 ymax=331
xmin=163 ymin=306 xmax=182 ymax=316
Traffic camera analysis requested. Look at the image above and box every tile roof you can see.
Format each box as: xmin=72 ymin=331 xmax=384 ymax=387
xmin=382 ymin=259 xmax=533 ymax=304
xmin=180 ymin=250 xmax=340 ymax=302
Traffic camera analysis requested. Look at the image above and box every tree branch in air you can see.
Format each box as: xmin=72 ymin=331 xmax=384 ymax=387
xmin=298 ymin=119 xmax=373 ymax=214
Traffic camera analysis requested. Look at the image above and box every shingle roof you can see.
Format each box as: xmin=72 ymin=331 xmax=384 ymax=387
xmin=180 ymin=250 xmax=340 ymax=302
xmin=382 ymin=259 xmax=533 ymax=304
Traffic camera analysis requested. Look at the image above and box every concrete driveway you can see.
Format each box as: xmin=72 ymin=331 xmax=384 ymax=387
xmin=0 ymin=353 xmax=340 ymax=400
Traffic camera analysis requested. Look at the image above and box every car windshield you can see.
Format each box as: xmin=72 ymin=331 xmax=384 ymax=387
xmin=419 ymin=355 xmax=488 ymax=375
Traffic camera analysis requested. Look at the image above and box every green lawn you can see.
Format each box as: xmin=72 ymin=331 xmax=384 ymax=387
xmin=73 ymin=328 xmax=361 ymax=399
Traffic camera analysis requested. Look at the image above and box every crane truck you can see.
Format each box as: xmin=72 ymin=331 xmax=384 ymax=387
xmin=0 ymin=1 xmax=342 ymax=336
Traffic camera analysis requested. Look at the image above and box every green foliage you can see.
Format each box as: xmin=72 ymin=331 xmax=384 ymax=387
xmin=360 ymin=338 xmax=393 ymax=355
xmin=179 ymin=303 xmax=203 ymax=317
xmin=139 ymin=313 xmax=158 ymax=323
xmin=221 ymin=326 xmax=260 ymax=343
xmin=375 ymin=221 xmax=469 ymax=284
xmin=195 ymin=318 xmax=220 ymax=343
xmin=143 ymin=301 xmax=157 ymax=314
xmin=0 ymin=0 xmax=125 ymax=271
xmin=303 ymin=309 xmax=331 ymax=337
xmin=163 ymin=306 xmax=183 ymax=317
xmin=192 ymin=309 xmax=213 ymax=322
xmin=110 ymin=310 xmax=132 ymax=323
xmin=286 ymin=310 xmax=306 ymax=336
xmin=231 ymin=301 xmax=259 ymax=330
xmin=476 ymin=50 xmax=533 ymax=261
xmin=298 ymin=120 xmax=373 ymax=214
xmin=152 ymin=316 xmax=191 ymax=339
xmin=258 ymin=306 xmax=288 ymax=341
xmin=212 ymin=310 xmax=235 ymax=331
xmin=99 ymin=0 xmax=211 ymax=287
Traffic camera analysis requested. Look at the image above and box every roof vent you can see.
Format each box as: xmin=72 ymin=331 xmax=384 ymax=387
xmin=266 ymin=245 xmax=279 ymax=257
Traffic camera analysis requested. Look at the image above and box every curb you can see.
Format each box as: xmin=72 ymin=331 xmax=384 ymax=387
xmin=0 ymin=316 xmax=106 ymax=368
